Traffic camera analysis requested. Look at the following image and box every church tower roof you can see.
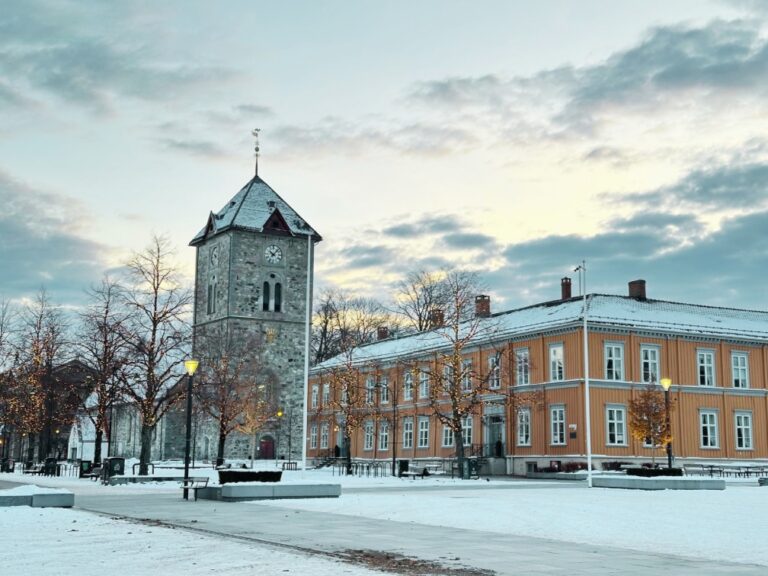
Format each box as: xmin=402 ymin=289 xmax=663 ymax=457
xmin=190 ymin=175 xmax=321 ymax=246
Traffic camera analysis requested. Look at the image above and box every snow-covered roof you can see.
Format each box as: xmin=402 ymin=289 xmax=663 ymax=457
xmin=313 ymin=295 xmax=768 ymax=371
xmin=190 ymin=175 xmax=321 ymax=245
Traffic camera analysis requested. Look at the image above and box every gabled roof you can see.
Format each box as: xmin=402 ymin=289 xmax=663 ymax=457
xmin=190 ymin=175 xmax=321 ymax=245
xmin=312 ymin=295 xmax=768 ymax=371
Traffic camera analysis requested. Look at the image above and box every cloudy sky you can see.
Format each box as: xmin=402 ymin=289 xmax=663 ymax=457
xmin=1 ymin=0 xmax=767 ymax=311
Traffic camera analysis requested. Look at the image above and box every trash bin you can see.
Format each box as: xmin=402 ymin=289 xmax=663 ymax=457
xmin=468 ymin=459 xmax=480 ymax=477
xmin=398 ymin=460 xmax=409 ymax=477
xmin=79 ymin=460 xmax=93 ymax=478
xmin=105 ymin=457 xmax=125 ymax=478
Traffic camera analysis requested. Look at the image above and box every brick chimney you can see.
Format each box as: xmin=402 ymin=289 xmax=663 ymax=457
xmin=561 ymin=277 xmax=572 ymax=300
xmin=428 ymin=308 xmax=445 ymax=329
xmin=475 ymin=295 xmax=491 ymax=318
xmin=628 ymin=279 xmax=647 ymax=300
xmin=377 ymin=326 xmax=389 ymax=341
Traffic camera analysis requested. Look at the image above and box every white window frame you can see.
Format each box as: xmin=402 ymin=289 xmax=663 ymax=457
xmin=365 ymin=376 xmax=375 ymax=403
xmin=404 ymin=372 xmax=413 ymax=401
xmin=363 ymin=421 xmax=374 ymax=451
xmin=516 ymin=348 xmax=530 ymax=386
xmin=517 ymin=408 xmax=531 ymax=446
xmin=461 ymin=359 xmax=473 ymax=392
xmin=549 ymin=344 xmax=564 ymax=382
xmin=442 ymin=425 xmax=454 ymax=448
xmin=417 ymin=417 xmax=430 ymax=448
xmin=311 ymin=385 xmax=319 ymax=409
xmin=604 ymin=342 xmax=624 ymax=381
xmin=550 ymin=405 xmax=566 ymax=445
xmin=640 ymin=345 xmax=660 ymax=384
xmin=378 ymin=421 xmax=389 ymax=451
xmin=443 ymin=364 xmax=454 ymax=395
xmin=700 ymin=410 xmax=719 ymax=448
xmin=320 ymin=423 xmax=329 ymax=449
xmin=488 ymin=355 xmax=501 ymax=389
xmin=731 ymin=352 xmax=749 ymax=389
xmin=322 ymin=383 xmax=330 ymax=405
xmin=402 ymin=417 xmax=414 ymax=449
xmin=697 ymin=350 xmax=716 ymax=387
xmin=379 ymin=376 xmax=390 ymax=403
xmin=605 ymin=405 xmax=627 ymax=446
xmin=462 ymin=415 xmax=473 ymax=446
xmin=310 ymin=424 xmax=318 ymax=449
xmin=735 ymin=411 xmax=753 ymax=450
xmin=419 ymin=369 xmax=430 ymax=398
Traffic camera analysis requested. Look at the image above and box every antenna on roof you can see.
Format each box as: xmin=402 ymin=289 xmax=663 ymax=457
xmin=252 ymin=128 xmax=261 ymax=176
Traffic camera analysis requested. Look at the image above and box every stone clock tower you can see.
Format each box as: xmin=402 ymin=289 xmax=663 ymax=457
xmin=188 ymin=172 xmax=321 ymax=460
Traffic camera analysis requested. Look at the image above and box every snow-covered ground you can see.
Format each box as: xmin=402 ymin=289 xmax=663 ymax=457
xmin=258 ymin=480 xmax=768 ymax=567
xmin=0 ymin=506 xmax=392 ymax=576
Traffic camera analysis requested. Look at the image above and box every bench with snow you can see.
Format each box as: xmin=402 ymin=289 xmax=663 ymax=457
xmin=401 ymin=465 xmax=444 ymax=479
xmin=181 ymin=477 xmax=210 ymax=500
xmin=81 ymin=466 xmax=103 ymax=481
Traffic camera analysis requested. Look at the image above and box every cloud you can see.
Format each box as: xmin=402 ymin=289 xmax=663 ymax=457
xmin=381 ymin=214 xmax=462 ymax=238
xmin=340 ymin=244 xmax=396 ymax=269
xmin=0 ymin=170 xmax=110 ymax=304
xmin=0 ymin=3 xmax=233 ymax=112
xmin=158 ymin=137 xmax=231 ymax=159
xmin=442 ymin=232 xmax=498 ymax=250
xmin=622 ymin=160 xmax=768 ymax=211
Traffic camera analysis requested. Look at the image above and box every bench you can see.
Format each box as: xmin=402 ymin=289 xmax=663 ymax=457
xmin=25 ymin=464 xmax=45 ymax=476
xmin=281 ymin=461 xmax=298 ymax=471
xmin=81 ymin=466 xmax=103 ymax=481
xmin=181 ymin=477 xmax=209 ymax=501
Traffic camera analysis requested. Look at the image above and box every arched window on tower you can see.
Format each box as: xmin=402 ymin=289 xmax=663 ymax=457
xmin=274 ymin=283 xmax=282 ymax=313
xmin=207 ymin=275 xmax=217 ymax=314
xmin=262 ymin=281 xmax=270 ymax=312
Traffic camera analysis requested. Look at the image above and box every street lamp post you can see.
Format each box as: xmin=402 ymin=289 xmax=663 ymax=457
xmin=182 ymin=359 xmax=199 ymax=500
xmin=660 ymin=377 xmax=673 ymax=469
xmin=276 ymin=409 xmax=283 ymax=463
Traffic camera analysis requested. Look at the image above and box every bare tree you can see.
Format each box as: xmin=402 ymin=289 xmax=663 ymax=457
xmin=234 ymin=373 xmax=279 ymax=469
xmin=0 ymin=299 xmax=17 ymax=459
xmin=404 ymin=270 xmax=495 ymax=478
xmin=76 ymin=277 xmax=130 ymax=465
xmin=312 ymin=289 xmax=391 ymax=364
xmin=196 ymin=330 xmax=270 ymax=466
xmin=393 ymin=270 xmax=450 ymax=332
xmin=121 ymin=236 xmax=192 ymax=475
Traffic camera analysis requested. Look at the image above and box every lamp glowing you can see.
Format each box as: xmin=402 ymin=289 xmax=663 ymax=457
xmin=660 ymin=377 xmax=672 ymax=391
xmin=184 ymin=359 xmax=199 ymax=376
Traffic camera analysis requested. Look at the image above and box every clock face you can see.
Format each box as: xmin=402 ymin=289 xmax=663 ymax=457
xmin=264 ymin=244 xmax=283 ymax=264
xmin=210 ymin=246 xmax=219 ymax=266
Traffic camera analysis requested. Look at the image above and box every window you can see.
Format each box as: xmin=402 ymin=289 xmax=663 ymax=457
xmin=606 ymin=405 xmax=627 ymax=446
xmin=516 ymin=349 xmax=530 ymax=386
xmin=698 ymin=350 xmax=716 ymax=387
xmin=378 ymin=421 xmax=389 ymax=451
xmin=735 ymin=412 xmax=753 ymax=450
xmin=274 ymin=282 xmax=282 ymax=313
xmin=419 ymin=369 xmax=429 ymax=398
xmin=732 ymin=353 xmax=749 ymax=388
xmin=462 ymin=415 xmax=472 ymax=446
xmin=550 ymin=406 xmax=565 ymax=445
xmin=379 ymin=376 xmax=389 ymax=403
xmin=604 ymin=343 xmax=624 ymax=381
xmin=311 ymin=385 xmax=318 ymax=409
xmin=363 ymin=421 xmax=374 ymax=451
xmin=322 ymin=384 xmax=330 ymax=405
xmin=442 ymin=425 xmax=454 ymax=447
xmin=262 ymin=281 xmax=270 ymax=312
xmin=442 ymin=364 xmax=454 ymax=395
xmin=549 ymin=344 xmax=564 ymax=381
xmin=418 ymin=417 xmax=430 ymax=448
xmin=640 ymin=345 xmax=660 ymax=384
xmin=700 ymin=410 xmax=719 ymax=448
xmin=488 ymin=355 xmax=501 ymax=389
xmin=310 ymin=424 xmax=318 ymax=449
xmin=320 ymin=423 xmax=329 ymax=449
xmin=517 ymin=408 xmax=531 ymax=446
xmin=207 ymin=276 xmax=217 ymax=314
xmin=402 ymin=417 xmax=414 ymax=449
xmin=461 ymin=359 xmax=473 ymax=391
xmin=365 ymin=377 xmax=375 ymax=403
xmin=404 ymin=372 xmax=413 ymax=401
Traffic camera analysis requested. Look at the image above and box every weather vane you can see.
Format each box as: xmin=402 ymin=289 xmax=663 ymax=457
xmin=252 ymin=128 xmax=261 ymax=176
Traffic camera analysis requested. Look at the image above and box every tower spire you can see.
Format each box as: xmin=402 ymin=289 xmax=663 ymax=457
xmin=252 ymin=128 xmax=261 ymax=176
